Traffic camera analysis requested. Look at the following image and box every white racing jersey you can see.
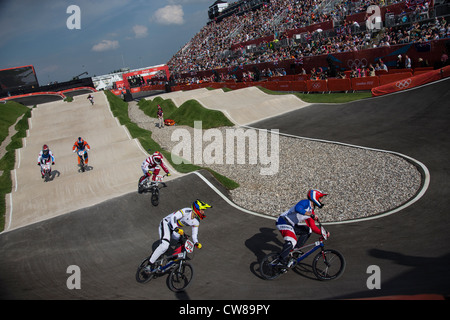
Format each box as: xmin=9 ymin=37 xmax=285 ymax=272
xmin=164 ymin=207 xmax=200 ymax=244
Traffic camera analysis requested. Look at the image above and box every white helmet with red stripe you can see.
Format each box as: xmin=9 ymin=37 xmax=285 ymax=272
xmin=307 ymin=189 xmax=327 ymax=208
xmin=152 ymin=151 xmax=163 ymax=164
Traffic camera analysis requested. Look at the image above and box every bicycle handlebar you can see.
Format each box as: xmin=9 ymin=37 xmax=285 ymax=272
xmin=316 ymin=218 xmax=330 ymax=241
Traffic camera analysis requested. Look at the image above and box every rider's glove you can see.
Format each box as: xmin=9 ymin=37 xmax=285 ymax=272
xmin=195 ymin=242 xmax=202 ymax=249
xmin=52 ymin=162 xmax=55 ymax=165
xmin=175 ymin=228 xmax=184 ymax=235
xmin=37 ymin=163 xmax=40 ymax=166
xmin=167 ymin=173 xmax=171 ymax=176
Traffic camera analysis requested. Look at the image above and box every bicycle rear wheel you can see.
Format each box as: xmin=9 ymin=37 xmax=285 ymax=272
xmin=260 ymin=252 xmax=284 ymax=280
xmin=136 ymin=257 xmax=155 ymax=283
xmin=312 ymin=249 xmax=345 ymax=280
xmin=168 ymin=262 xmax=193 ymax=292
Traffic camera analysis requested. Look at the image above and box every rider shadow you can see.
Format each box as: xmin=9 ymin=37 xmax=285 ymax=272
xmin=245 ymin=227 xmax=284 ymax=279
xmin=245 ymin=227 xmax=318 ymax=280
xmin=291 ymin=261 xmax=316 ymax=280
xmin=77 ymin=165 xmax=93 ymax=173
xmin=45 ymin=170 xmax=61 ymax=182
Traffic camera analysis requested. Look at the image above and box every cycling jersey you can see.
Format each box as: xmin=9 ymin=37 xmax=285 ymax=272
xmin=37 ymin=150 xmax=55 ymax=164
xmin=278 ymin=199 xmax=321 ymax=235
xmin=164 ymin=208 xmax=200 ymax=244
xmin=149 ymin=207 xmax=201 ymax=264
xmin=73 ymin=140 xmax=90 ymax=152
xmin=141 ymin=155 xmax=169 ymax=174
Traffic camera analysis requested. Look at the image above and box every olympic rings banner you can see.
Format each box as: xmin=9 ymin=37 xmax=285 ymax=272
xmin=371 ymin=66 xmax=450 ymax=97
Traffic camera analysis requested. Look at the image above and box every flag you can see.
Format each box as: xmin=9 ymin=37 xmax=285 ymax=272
xmin=336 ymin=26 xmax=347 ymax=36
xmin=406 ymin=0 xmax=432 ymax=9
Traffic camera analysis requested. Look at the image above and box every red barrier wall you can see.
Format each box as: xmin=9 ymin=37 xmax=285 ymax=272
xmin=0 ymin=91 xmax=66 ymax=102
xmin=379 ymin=72 xmax=413 ymax=86
xmin=327 ymin=78 xmax=351 ymax=92
xmin=372 ymin=66 xmax=450 ymax=97
xmin=291 ymin=81 xmax=307 ymax=92
xmin=307 ymin=80 xmax=328 ymax=92
xmin=61 ymin=87 xmax=97 ymax=94
xmin=351 ymin=77 xmax=380 ymax=91
xmin=168 ymin=66 xmax=449 ymax=95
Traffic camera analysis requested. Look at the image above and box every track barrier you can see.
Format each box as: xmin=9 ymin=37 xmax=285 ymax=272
xmin=111 ymin=66 xmax=450 ymax=97
xmin=371 ymin=65 xmax=450 ymax=97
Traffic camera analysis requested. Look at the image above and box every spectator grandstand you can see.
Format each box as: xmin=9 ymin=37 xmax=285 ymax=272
xmin=163 ymin=0 xmax=449 ymax=87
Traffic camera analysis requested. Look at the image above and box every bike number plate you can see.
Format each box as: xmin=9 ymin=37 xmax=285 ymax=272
xmin=321 ymin=226 xmax=328 ymax=240
xmin=185 ymin=240 xmax=194 ymax=253
xmin=78 ymin=151 xmax=84 ymax=156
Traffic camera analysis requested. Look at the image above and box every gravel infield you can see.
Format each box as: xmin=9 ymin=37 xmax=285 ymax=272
xmin=128 ymin=101 xmax=422 ymax=222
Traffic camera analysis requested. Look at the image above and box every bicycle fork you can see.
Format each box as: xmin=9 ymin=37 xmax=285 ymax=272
xmin=319 ymin=249 xmax=332 ymax=268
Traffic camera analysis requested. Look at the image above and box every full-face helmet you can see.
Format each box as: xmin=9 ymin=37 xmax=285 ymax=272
xmin=42 ymin=144 xmax=49 ymax=155
xmin=192 ymin=199 xmax=212 ymax=220
xmin=77 ymin=137 xmax=85 ymax=149
xmin=307 ymin=189 xmax=327 ymax=208
xmin=152 ymin=151 xmax=163 ymax=164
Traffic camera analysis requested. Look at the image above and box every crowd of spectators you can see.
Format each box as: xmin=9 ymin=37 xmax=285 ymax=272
xmin=379 ymin=16 xmax=449 ymax=47
xmin=167 ymin=0 xmax=346 ymax=75
xmin=165 ymin=0 xmax=449 ymax=85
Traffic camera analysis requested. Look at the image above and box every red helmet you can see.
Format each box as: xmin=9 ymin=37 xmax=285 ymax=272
xmin=307 ymin=189 xmax=327 ymax=208
xmin=152 ymin=151 xmax=163 ymax=164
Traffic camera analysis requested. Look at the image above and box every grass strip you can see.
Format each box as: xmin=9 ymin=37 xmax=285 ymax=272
xmin=0 ymin=101 xmax=32 ymax=231
xmin=138 ymin=98 xmax=234 ymax=129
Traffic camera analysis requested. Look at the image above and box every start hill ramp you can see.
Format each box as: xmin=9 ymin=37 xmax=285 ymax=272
xmin=5 ymin=92 xmax=178 ymax=231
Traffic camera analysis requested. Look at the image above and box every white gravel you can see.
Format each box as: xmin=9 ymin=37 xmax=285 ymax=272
xmin=128 ymin=101 xmax=422 ymax=222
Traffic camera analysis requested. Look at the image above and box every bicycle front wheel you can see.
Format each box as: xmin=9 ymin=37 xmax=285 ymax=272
xmin=151 ymin=188 xmax=159 ymax=206
xmin=312 ymin=249 xmax=345 ymax=281
xmin=136 ymin=257 xmax=155 ymax=284
xmin=168 ymin=262 xmax=193 ymax=292
xmin=260 ymin=252 xmax=284 ymax=280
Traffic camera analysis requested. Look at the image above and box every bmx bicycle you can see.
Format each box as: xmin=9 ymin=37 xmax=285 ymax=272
xmin=138 ymin=173 xmax=168 ymax=206
xmin=39 ymin=159 xmax=52 ymax=182
xmin=136 ymin=232 xmax=195 ymax=292
xmin=76 ymin=150 xmax=88 ymax=172
xmin=260 ymin=220 xmax=345 ymax=281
